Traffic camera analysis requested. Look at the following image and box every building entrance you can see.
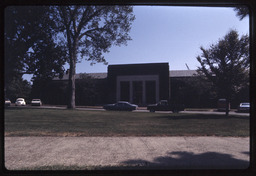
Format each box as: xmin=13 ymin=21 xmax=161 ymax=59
xmin=120 ymin=81 xmax=130 ymax=102
xmin=132 ymin=81 xmax=143 ymax=105
xmin=108 ymin=63 xmax=169 ymax=106
xmin=116 ymin=75 xmax=159 ymax=106
xmin=146 ymin=81 xmax=156 ymax=104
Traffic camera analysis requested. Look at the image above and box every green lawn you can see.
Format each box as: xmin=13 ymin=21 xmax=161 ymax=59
xmin=4 ymin=108 xmax=249 ymax=137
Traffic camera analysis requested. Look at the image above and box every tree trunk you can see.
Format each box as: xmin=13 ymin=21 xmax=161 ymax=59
xmin=225 ymin=98 xmax=230 ymax=116
xmin=67 ymin=49 xmax=76 ymax=109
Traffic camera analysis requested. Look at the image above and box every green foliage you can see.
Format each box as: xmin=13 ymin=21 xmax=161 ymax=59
xmin=4 ymin=7 xmax=67 ymax=82
xmin=30 ymin=79 xmax=68 ymax=105
xmin=234 ymin=6 xmax=249 ymax=20
xmin=5 ymin=6 xmax=135 ymax=108
xmin=53 ymin=6 xmax=135 ymax=65
xmin=4 ymin=6 xmax=67 ymax=104
xmin=5 ymin=76 xmax=31 ymax=102
xmin=171 ymin=77 xmax=216 ymax=108
xmin=197 ymin=30 xmax=249 ymax=100
xmin=75 ymin=74 xmax=99 ymax=105
xmin=51 ymin=6 xmax=135 ymax=108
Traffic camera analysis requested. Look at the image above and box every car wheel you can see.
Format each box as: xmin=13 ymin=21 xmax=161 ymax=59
xmin=150 ymin=109 xmax=155 ymax=112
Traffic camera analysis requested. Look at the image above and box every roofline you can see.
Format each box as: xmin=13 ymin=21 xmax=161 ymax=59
xmin=53 ymin=70 xmax=198 ymax=81
xmin=108 ymin=62 xmax=169 ymax=66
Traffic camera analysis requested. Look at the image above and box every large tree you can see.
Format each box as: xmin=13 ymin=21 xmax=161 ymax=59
xmin=4 ymin=6 xmax=67 ymax=97
xmin=197 ymin=30 xmax=249 ymax=116
xmin=52 ymin=6 xmax=135 ymax=109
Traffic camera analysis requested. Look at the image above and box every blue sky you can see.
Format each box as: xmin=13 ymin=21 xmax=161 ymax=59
xmin=23 ymin=6 xmax=249 ymax=81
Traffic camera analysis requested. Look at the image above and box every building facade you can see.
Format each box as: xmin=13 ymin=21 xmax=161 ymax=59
xmin=46 ymin=63 xmax=202 ymax=107
xmin=107 ymin=63 xmax=170 ymax=106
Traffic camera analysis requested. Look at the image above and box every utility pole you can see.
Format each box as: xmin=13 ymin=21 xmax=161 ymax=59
xmin=185 ymin=63 xmax=190 ymax=70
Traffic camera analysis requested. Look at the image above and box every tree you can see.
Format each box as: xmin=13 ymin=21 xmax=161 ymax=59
xmin=5 ymin=6 xmax=67 ymax=95
xmin=52 ymin=6 xmax=135 ymax=109
xmin=5 ymin=76 xmax=31 ymax=102
xmin=196 ymin=30 xmax=249 ymax=116
xmin=234 ymin=6 xmax=249 ymax=20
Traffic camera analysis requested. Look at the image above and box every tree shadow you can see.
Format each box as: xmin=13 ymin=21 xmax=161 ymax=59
xmin=241 ymin=151 xmax=250 ymax=156
xmin=15 ymin=151 xmax=250 ymax=171
xmin=120 ymin=151 xmax=250 ymax=170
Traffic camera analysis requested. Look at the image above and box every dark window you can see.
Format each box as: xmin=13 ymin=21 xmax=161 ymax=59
xmin=120 ymin=81 xmax=130 ymax=102
xmin=146 ymin=81 xmax=156 ymax=104
xmin=132 ymin=81 xmax=143 ymax=105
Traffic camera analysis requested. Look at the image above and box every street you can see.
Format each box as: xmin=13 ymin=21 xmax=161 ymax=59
xmin=7 ymin=105 xmax=250 ymax=116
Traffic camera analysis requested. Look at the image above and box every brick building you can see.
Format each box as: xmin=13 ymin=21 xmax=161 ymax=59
xmin=49 ymin=62 xmax=198 ymax=106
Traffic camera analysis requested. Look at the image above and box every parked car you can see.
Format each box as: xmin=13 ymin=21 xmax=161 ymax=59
xmin=217 ymin=99 xmax=230 ymax=112
xmin=147 ymin=100 xmax=185 ymax=113
xmin=103 ymin=101 xmax=138 ymax=111
xmin=237 ymin=102 xmax=250 ymax=113
xmin=31 ymin=99 xmax=42 ymax=106
xmin=15 ymin=98 xmax=26 ymax=106
xmin=5 ymin=98 xmax=11 ymax=106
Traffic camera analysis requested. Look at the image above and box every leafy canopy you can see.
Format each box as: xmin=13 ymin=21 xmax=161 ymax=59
xmin=52 ymin=6 xmax=135 ymax=65
xmin=197 ymin=30 xmax=249 ymax=99
xmin=4 ymin=6 xmax=67 ymax=82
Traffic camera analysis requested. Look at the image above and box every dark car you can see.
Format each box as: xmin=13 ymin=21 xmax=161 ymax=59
xmin=237 ymin=102 xmax=250 ymax=113
xmin=147 ymin=100 xmax=185 ymax=113
xmin=217 ymin=99 xmax=230 ymax=112
xmin=103 ymin=101 xmax=138 ymax=111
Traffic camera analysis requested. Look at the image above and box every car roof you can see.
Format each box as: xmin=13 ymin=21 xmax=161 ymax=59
xmin=17 ymin=98 xmax=24 ymax=100
xmin=117 ymin=101 xmax=129 ymax=103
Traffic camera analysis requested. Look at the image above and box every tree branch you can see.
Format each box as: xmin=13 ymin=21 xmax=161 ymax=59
xmin=78 ymin=27 xmax=101 ymax=41
xmin=77 ymin=6 xmax=107 ymax=37
xmin=68 ymin=6 xmax=79 ymax=37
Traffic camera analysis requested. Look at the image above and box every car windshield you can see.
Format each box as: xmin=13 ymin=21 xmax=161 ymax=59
xmin=241 ymin=103 xmax=250 ymax=106
xmin=32 ymin=99 xmax=40 ymax=101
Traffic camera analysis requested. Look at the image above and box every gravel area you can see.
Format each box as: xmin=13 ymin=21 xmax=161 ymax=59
xmin=5 ymin=136 xmax=250 ymax=170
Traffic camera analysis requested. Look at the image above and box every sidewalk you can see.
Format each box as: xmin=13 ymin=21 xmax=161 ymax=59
xmin=5 ymin=136 xmax=250 ymax=170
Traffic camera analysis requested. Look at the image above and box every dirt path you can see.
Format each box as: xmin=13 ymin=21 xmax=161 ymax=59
xmin=5 ymin=136 xmax=249 ymax=170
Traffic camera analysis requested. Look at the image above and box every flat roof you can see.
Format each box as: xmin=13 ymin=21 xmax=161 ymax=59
xmin=169 ymin=70 xmax=197 ymax=77
xmin=53 ymin=70 xmax=197 ymax=80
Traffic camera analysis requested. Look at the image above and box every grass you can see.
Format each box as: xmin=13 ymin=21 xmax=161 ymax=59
xmin=4 ymin=108 xmax=249 ymax=137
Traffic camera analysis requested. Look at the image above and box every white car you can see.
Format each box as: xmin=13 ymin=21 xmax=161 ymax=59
xmin=15 ymin=98 xmax=26 ymax=106
xmin=31 ymin=99 xmax=42 ymax=106
xmin=5 ymin=98 xmax=11 ymax=106
xmin=237 ymin=102 xmax=250 ymax=113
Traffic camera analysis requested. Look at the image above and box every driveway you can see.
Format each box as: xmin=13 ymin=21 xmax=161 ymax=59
xmin=5 ymin=136 xmax=249 ymax=170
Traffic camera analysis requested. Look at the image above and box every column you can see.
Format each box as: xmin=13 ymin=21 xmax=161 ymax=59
xmin=116 ymin=80 xmax=120 ymax=102
xmin=129 ymin=81 xmax=133 ymax=103
xmin=156 ymin=77 xmax=159 ymax=102
xmin=142 ymin=81 xmax=146 ymax=105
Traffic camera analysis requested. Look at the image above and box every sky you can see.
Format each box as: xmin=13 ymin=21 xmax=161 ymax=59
xmin=23 ymin=6 xmax=249 ymax=81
